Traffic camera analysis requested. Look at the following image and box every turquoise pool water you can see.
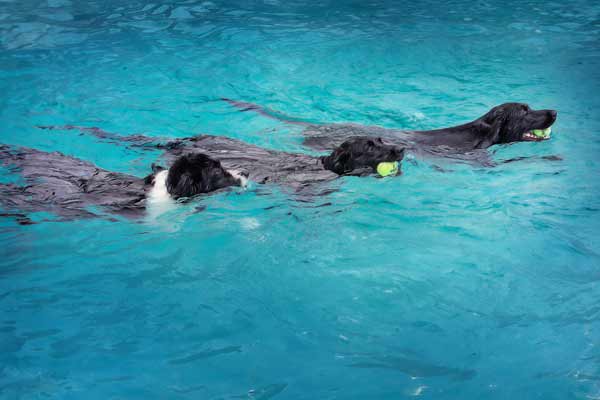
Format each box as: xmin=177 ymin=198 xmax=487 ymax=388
xmin=1 ymin=1 xmax=599 ymax=398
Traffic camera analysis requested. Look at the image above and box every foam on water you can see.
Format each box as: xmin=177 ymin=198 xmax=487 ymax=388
xmin=0 ymin=1 xmax=599 ymax=399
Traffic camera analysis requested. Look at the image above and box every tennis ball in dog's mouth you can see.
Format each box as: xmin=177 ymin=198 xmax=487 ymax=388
xmin=376 ymin=161 xmax=399 ymax=177
xmin=531 ymin=127 xmax=552 ymax=139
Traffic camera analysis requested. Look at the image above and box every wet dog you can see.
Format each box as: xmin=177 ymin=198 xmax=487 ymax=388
xmin=0 ymin=135 xmax=404 ymax=221
xmin=222 ymin=100 xmax=557 ymax=162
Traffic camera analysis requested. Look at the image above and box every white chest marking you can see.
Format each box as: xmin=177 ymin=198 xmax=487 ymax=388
xmin=148 ymin=170 xmax=170 ymax=203
xmin=146 ymin=170 xmax=177 ymax=220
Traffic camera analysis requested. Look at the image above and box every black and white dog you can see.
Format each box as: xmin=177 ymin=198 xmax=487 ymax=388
xmin=0 ymin=135 xmax=404 ymax=222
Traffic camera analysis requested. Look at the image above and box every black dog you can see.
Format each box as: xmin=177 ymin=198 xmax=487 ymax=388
xmin=223 ymin=100 xmax=557 ymax=161
xmin=162 ymin=153 xmax=244 ymax=199
xmin=1 ymin=135 xmax=404 ymax=221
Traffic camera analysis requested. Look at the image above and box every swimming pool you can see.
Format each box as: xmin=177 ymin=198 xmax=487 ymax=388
xmin=1 ymin=0 xmax=599 ymax=398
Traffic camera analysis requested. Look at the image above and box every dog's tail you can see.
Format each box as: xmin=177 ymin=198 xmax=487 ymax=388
xmin=221 ymin=98 xmax=312 ymax=126
xmin=37 ymin=125 xmax=163 ymax=149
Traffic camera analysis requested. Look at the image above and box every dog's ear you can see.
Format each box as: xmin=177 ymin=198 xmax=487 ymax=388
xmin=322 ymin=150 xmax=351 ymax=175
xmin=167 ymin=172 xmax=201 ymax=199
xmin=477 ymin=114 xmax=505 ymax=148
xmin=488 ymin=116 xmax=505 ymax=145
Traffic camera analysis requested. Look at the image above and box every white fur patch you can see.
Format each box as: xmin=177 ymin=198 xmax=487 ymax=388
xmin=148 ymin=170 xmax=170 ymax=202
xmin=146 ymin=167 xmax=247 ymax=222
xmin=228 ymin=169 xmax=248 ymax=188
xmin=146 ymin=169 xmax=176 ymax=218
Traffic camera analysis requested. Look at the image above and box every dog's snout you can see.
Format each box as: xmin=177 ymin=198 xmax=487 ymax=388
xmin=547 ymin=110 xmax=557 ymax=126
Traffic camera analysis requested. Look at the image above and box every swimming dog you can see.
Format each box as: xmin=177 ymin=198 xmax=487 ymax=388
xmin=222 ymin=99 xmax=557 ymax=162
xmin=0 ymin=135 xmax=404 ymax=221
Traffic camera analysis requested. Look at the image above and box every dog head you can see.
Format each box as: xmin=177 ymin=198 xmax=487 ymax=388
xmin=479 ymin=102 xmax=557 ymax=145
xmin=165 ymin=153 xmax=245 ymax=199
xmin=321 ymin=136 xmax=405 ymax=176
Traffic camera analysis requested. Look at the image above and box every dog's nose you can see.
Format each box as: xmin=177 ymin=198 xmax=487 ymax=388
xmin=549 ymin=110 xmax=557 ymax=118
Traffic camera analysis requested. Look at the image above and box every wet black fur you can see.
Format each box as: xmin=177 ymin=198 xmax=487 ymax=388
xmin=222 ymin=99 xmax=558 ymax=154
xmin=166 ymin=153 xmax=240 ymax=199
xmin=413 ymin=102 xmax=558 ymax=149
xmin=0 ymin=136 xmax=406 ymax=221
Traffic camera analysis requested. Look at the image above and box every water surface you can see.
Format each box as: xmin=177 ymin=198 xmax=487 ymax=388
xmin=1 ymin=1 xmax=599 ymax=399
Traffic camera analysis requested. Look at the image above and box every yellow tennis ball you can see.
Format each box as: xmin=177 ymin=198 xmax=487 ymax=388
xmin=531 ymin=127 xmax=552 ymax=138
xmin=376 ymin=161 xmax=399 ymax=177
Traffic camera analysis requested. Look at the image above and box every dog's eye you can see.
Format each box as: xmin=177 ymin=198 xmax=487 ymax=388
xmin=521 ymin=105 xmax=529 ymax=112
xmin=367 ymin=140 xmax=375 ymax=147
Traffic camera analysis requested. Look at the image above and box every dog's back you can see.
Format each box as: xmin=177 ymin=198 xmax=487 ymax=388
xmin=0 ymin=146 xmax=147 ymax=219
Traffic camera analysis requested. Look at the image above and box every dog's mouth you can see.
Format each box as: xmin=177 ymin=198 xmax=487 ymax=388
xmin=522 ymin=126 xmax=552 ymax=141
xmin=376 ymin=161 xmax=401 ymax=177
xmin=376 ymin=147 xmax=405 ymax=176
